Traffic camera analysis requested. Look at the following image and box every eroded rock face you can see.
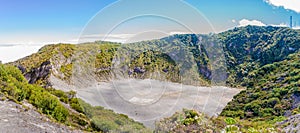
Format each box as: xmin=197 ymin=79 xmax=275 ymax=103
xmin=292 ymin=93 xmax=300 ymax=110
xmin=198 ymin=65 xmax=211 ymax=79
xmin=162 ymin=68 xmax=168 ymax=73
xmin=133 ymin=67 xmax=146 ymax=74
xmin=23 ymin=61 xmax=52 ymax=85
xmin=278 ymin=114 xmax=300 ymax=132
xmin=17 ymin=65 xmax=26 ymax=73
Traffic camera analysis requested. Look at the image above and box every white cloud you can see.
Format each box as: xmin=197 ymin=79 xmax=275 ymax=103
xmin=79 ymin=34 xmax=136 ymax=43
xmin=232 ymin=19 xmax=236 ymax=23
xmin=0 ymin=39 xmax=80 ymax=46
xmin=270 ymin=24 xmax=300 ymax=30
xmin=169 ymin=31 xmax=192 ymax=35
xmin=235 ymin=18 xmax=300 ymax=28
xmin=270 ymin=23 xmax=288 ymax=27
xmin=80 ymin=33 xmax=180 ymax=43
xmin=0 ymin=45 xmax=43 ymax=63
xmin=238 ymin=19 xmax=266 ymax=27
xmin=294 ymin=26 xmax=300 ymax=29
xmin=235 ymin=18 xmax=300 ymax=30
xmin=265 ymin=0 xmax=300 ymax=13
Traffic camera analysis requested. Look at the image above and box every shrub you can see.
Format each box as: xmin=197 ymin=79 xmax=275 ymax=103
xmin=244 ymin=102 xmax=261 ymax=116
xmin=92 ymin=118 xmax=118 ymax=132
xmin=70 ymin=98 xmax=84 ymax=113
xmin=224 ymin=118 xmax=237 ymax=125
xmin=53 ymin=104 xmax=69 ymax=122
xmin=0 ymin=64 xmax=70 ymax=123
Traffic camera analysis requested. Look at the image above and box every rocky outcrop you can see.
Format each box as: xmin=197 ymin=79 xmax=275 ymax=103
xmin=162 ymin=68 xmax=169 ymax=73
xmin=17 ymin=65 xmax=26 ymax=73
xmin=278 ymin=114 xmax=300 ymax=132
xmin=127 ymin=67 xmax=146 ymax=76
xmin=292 ymin=93 xmax=300 ymax=110
xmin=21 ymin=61 xmax=52 ymax=85
xmin=198 ymin=65 xmax=211 ymax=80
xmin=133 ymin=67 xmax=146 ymax=74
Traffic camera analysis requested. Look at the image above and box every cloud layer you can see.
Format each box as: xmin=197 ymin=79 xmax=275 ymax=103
xmin=237 ymin=19 xmax=300 ymax=29
xmin=238 ymin=19 xmax=266 ymax=27
xmin=265 ymin=0 xmax=300 ymax=13
xmin=0 ymin=45 xmax=42 ymax=63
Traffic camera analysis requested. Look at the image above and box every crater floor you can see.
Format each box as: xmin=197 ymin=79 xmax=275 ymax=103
xmin=75 ymin=79 xmax=241 ymax=128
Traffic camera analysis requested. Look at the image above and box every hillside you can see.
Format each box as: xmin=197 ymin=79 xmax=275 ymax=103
xmin=0 ymin=63 xmax=149 ymax=132
xmin=12 ymin=26 xmax=300 ymax=88
xmin=220 ymin=51 xmax=300 ymax=132
xmin=156 ymin=109 xmax=280 ymax=132
xmin=0 ymin=96 xmax=78 ymax=133
xmin=220 ymin=26 xmax=300 ymax=87
xmin=219 ymin=26 xmax=300 ymax=131
xmin=6 ymin=26 xmax=300 ymax=132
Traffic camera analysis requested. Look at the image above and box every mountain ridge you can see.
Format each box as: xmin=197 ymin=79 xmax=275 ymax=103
xmin=3 ymin=25 xmax=300 ymax=132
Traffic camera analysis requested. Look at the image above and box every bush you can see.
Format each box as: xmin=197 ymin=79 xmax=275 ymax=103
xmin=266 ymin=98 xmax=280 ymax=108
xmin=260 ymin=108 xmax=274 ymax=117
xmin=79 ymin=99 xmax=147 ymax=132
xmin=224 ymin=118 xmax=237 ymax=125
xmin=29 ymin=89 xmax=69 ymax=122
xmin=70 ymin=98 xmax=84 ymax=113
xmin=0 ymin=64 xmax=70 ymax=123
xmin=53 ymin=104 xmax=69 ymax=122
xmin=92 ymin=118 xmax=118 ymax=132
xmin=244 ymin=102 xmax=261 ymax=116
xmin=70 ymin=114 xmax=88 ymax=126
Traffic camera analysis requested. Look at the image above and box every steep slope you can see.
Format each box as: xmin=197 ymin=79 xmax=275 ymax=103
xmin=0 ymin=98 xmax=78 ymax=133
xmin=155 ymin=109 xmax=279 ymax=132
xmin=220 ymin=26 xmax=300 ymax=86
xmin=11 ymin=44 xmax=76 ymax=87
xmin=278 ymin=114 xmax=300 ymax=132
xmin=221 ymin=51 xmax=300 ymax=120
xmin=11 ymin=26 xmax=300 ymax=87
xmin=0 ymin=63 xmax=89 ymax=131
xmin=8 ymin=26 xmax=300 ymax=132
xmin=218 ymin=26 xmax=300 ymax=131
xmin=0 ymin=63 xmax=148 ymax=132
xmin=10 ymin=41 xmax=187 ymax=86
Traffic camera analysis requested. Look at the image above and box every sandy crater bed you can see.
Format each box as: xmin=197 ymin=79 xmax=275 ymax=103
xmin=75 ymin=79 xmax=240 ymax=128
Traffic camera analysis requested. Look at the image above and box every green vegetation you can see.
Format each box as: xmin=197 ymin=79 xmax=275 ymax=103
xmin=11 ymin=44 xmax=75 ymax=72
xmin=79 ymin=99 xmax=150 ymax=132
xmin=0 ymin=63 xmax=150 ymax=132
xmin=156 ymin=109 xmax=279 ymax=132
xmin=221 ymin=51 xmax=300 ymax=121
xmin=156 ymin=109 xmax=219 ymax=132
xmin=60 ymin=63 xmax=73 ymax=80
xmin=124 ymin=49 xmax=180 ymax=82
xmin=11 ymin=26 xmax=300 ymax=86
xmin=95 ymin=43 xmax=119 ymax=69
xmin=8 ymin=26 xmax=300 ymax=131
xmin=0 ymin=64 xmax=95 ymax=130
xmin=8 ymin=44 xmax=76 ymax=85
xmin=0 ymin=64 xmax=69 ymax=122
xmin=220 ymin=26 xmax=300 ymax=86
xmin=219 ymin=26 xmax=300 ymax=130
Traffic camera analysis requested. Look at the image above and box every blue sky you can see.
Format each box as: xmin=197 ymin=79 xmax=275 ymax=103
xmin=0 ymin=0 xmax=300 ymax=45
